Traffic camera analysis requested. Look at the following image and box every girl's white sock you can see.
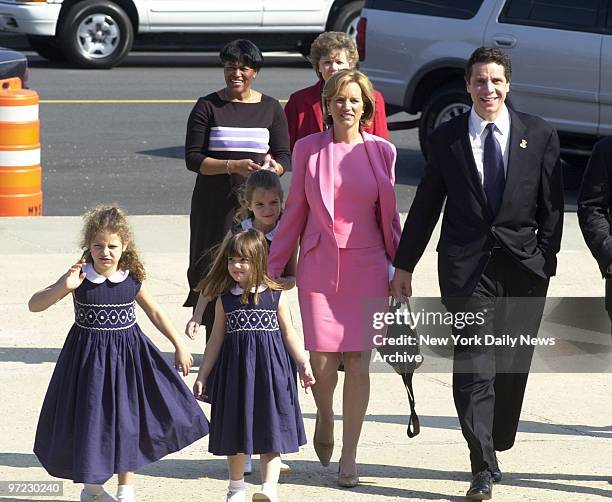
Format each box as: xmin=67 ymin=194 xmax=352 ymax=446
xmin=229 ymin=479 xmax=245 ymax=492
xmin=261 ymin=482 xmax=277 ymax=497
xmin=117 ymin=484 xmax=135 ymax=500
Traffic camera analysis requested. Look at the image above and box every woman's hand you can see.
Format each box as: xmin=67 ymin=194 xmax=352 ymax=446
xmin=175 ymin=345 xmax=194 ymax=376
xmin=63 ymin=259 xmax=87 ymax=291
xmin=185 ymin=318 xmax=202 ymax=339
xmin=297 ymin=361 xmax=316 ymax=393
xmin=193 ymin=377 xmax=207 ymax=401
xmin=230 ymin=158 xmax=261 ymax=177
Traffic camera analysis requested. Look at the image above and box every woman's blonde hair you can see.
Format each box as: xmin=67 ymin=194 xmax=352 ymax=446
xmin=309 ymin=31 xmax=358 ymax=81
xmin=322 ymin=68 xmax=375 ymax=128
xmin=197 ymin=228 xmax=281 ymax=305
xmin=80 ymin=204 xmax=146 ymax=282
xmin=235 ymin=170 xmax=284 ymax=223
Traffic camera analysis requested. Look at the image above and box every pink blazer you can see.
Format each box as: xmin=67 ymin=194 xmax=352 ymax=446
xmin=268 ymin=129 xmax=402 ymax=293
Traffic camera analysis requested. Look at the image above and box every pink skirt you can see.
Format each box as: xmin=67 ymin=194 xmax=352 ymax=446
xmin=298 ymin=245 xmax=389 ymax=352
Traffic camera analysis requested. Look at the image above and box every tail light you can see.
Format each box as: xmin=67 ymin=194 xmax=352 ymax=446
xmin=357 ymin=17 xmax=367 ymax=61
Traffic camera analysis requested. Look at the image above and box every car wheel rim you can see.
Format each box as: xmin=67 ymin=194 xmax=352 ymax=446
xmin=434 ymin=102 xmax=470 ymax=128
xmin=76 ymin=14 xmax=120 ymax=59
xmin=346 ymin=16 xmax=360 ymax=42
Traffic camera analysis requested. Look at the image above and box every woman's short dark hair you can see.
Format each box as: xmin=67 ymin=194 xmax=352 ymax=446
xmin=219 ymin=39 xmax=264 ymax=71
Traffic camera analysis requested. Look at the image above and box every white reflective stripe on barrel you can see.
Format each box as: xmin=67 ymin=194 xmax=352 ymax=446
xmin=0 ymin=148 xmax=41 ymax=166
xmin=0 ymin=104 xmax=39 ymax=122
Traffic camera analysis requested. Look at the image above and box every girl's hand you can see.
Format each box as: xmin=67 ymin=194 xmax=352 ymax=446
xmin=193 ymin=378 xmax=207 ymax=401
xmin=63 ymin=259 xmax=86 ymax=291
xmin=260 ymin=154 xmax=282 ymax=175
xmin=230 ymin=158 xmax=261 ymax=177
xmin=297 ymin=361 xmax=316 ymax=393
xmin=175 ymin=346 xmax=194 ymax=376
xmin=185 ymin=319 xmax=201 ymax=339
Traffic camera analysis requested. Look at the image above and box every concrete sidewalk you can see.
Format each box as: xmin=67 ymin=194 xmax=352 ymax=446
xmin=0 ymin=214 xmax=610 ymax=501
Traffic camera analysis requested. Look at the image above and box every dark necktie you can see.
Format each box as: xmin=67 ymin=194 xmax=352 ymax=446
xmin=483 ymin=123 xmax=505 ymax=215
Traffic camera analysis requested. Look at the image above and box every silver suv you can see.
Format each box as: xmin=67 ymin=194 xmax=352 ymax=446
xmin=357 ymin=0 xmax=611 ymax=161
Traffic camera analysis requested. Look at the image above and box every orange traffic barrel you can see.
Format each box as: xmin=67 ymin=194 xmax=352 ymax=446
xmin=0 ymin=77 xmax=42 ymax=216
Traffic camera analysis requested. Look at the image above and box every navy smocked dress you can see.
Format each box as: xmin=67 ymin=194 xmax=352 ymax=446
xmin=207 ymin=286 xmax=306 ymax=456
xmin=34 ymin=264 xmax=209 ymax=484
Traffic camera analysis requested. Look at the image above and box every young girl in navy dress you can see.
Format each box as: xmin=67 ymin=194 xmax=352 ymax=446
xmin=193 ymin=228 xmax=314 ymax=502
xmin=28 ymin=205 xmax=209 ymax=502
xmin=186 ymin=170 xmax=298 ymax=475
xmin=186 ymin=169 xmax=297 ymax=337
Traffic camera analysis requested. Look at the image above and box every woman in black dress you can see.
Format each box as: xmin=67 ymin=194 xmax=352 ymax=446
xmin=184 ymin=39 xmax=291 ymax=336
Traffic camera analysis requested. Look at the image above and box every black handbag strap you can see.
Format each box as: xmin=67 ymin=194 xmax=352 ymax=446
xmin=389 ymin=297 xmax=421 ymax=437
xmin=402 ymin=371 xmax=420 ymax=438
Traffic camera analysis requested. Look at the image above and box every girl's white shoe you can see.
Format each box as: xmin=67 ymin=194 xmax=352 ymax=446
xmin=80 ymin=488 xmax=116 ymax=502
xmin=226 ymin=489 xmax=246 ymax=502
xmin=252 ymin=483 xmax=278 ymax=502
xmin=279 ymin=460 xmax=291 ymax=474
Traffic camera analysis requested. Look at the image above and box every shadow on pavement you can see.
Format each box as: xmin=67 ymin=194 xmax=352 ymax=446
xmin=1 ymin=453 xmax=609 ymax=499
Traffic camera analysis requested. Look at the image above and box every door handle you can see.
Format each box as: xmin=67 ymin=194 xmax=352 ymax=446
xmin=492 ymin=35 xmax=517 ymax=48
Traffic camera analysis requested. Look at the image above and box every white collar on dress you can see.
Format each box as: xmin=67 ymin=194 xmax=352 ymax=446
xmin=240 ymin=218 xmax=278 ymax=241
xmin=231 ymin=284 xmax=268 ymax=295
xmin=83 ymin=262 xmax=130 ymax=284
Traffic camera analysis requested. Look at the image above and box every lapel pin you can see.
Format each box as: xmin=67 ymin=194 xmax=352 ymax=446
xmin=520 ymin=139 xmax=528 ymax=149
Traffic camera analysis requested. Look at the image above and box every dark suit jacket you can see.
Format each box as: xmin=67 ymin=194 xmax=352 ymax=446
xmin=577 ymin=136 xmax=612 ymax=277
xmin=394 ymin=108 xmax=564 ymax=297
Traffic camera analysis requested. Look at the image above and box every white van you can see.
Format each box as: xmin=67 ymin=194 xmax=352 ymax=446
xmin=0 ymin=0 xmax=363 ymax=68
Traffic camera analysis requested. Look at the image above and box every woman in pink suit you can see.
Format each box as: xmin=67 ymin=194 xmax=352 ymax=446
xmin=284 ymin=31 xmax=388 ymax=151
xmin=268 ymin=69 xmax=401 ymax=488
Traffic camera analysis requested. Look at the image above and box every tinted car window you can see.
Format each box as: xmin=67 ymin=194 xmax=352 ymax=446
xmin=500 ymin=0 xmax=603 ymax=32
xmin=364 ymin=0 xmax=484 ymax=20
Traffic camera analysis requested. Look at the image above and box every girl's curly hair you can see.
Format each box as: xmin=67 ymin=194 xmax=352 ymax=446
xmin=80 ymin=204 xmax=146 ymax=283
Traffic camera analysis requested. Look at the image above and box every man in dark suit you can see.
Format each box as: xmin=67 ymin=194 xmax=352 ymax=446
xmin=577 ymin=137 xmax=612 ymax=322
xmin=391 ymin=47 xmax=564 ymax=500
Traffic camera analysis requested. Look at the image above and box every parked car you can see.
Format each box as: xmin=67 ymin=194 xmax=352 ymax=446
xmin=0 ymin=45 xmax=27 ymax=85
xmin=358 ymin=0 xmax=611 ymax=162
xmin=0 ymin=0 xmax=364 ymax=69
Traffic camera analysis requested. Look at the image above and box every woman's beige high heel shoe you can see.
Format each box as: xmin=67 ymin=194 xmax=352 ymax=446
xmin=313 ymin=411 xmax=334 ymax=467
xmin=337 ymin=458 xmax=359 ymax=488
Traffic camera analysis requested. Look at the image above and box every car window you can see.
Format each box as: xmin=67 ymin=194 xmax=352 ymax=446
xmin=499 ymin=0 xmax=605 ymax=33
xmin=364 ymin=0 xmax=484 ymax=20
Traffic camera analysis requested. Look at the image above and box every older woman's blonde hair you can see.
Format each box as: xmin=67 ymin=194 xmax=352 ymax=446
xmin=309 ymin=31 xmax=358 ymax=81
xmin=322 ymin=69 xmax=375 ymax=128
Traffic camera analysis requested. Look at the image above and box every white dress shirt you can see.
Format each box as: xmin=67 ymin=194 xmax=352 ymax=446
xmin=468 ymin=105 xmax=511 ymax=185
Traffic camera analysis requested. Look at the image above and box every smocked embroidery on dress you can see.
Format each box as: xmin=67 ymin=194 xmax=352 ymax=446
xmin=227 ymin=285 xmax=278 ymax=333
xmin=73 ymin=263 xmax=136 ymax=330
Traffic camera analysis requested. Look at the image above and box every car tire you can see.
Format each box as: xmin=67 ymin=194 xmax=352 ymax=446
xmin=419 ymin=83 xmax=471 ymax=158
xmin=27 ymin=35 xmax=66 ymax=62
xmin=331 ymin=1 xmax=364 ymax=42
xmin=59 ymin=0 xmax=133 ymax=69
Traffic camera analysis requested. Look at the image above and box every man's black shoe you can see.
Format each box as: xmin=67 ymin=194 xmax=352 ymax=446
xmin=466 ymin=470 xmax=492 ymax=500
xmin=490 ymin=466 xmax=502 ymax=483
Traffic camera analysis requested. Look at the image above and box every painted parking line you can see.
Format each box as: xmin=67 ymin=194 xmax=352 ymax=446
xmin=40 ymin=99 xmax=289 ymax=104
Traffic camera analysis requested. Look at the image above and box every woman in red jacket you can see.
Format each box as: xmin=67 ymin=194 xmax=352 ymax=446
xmin=285 ymin=31 xmax=388 ymax=150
